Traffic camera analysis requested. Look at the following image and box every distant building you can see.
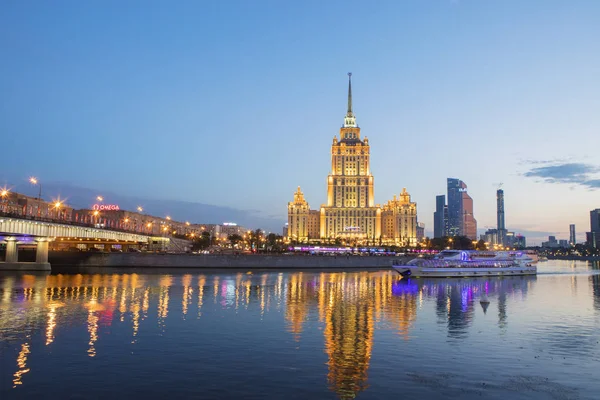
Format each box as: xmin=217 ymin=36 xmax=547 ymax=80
xmin=1 ymin=191 xmax=74 ymax=221
xmin=587 ymin=209 xmax=600 ymax=248
xmin=496 ymin=189 xmax=507 ymax=246
xmin=282 ymin=223 xmax=288 ymax=238
xmin=513 ymin=234 xmax=526 ymax=248
xmin=559 ymin=239 xmax=569 ymax=248
xmin=446 ymin=178 xmax=464 ymax=237
xmin=380 ymin=188 xmax=418 ymax=246
xmin=433 ymin=195 xmax=447 ymax=238
xmin=569 ymin=224 xmax=576 ymax=246
xmin=462 ymin=189 xmax=477 ymax=240
xmin=416 ymin=222 xmax=425 ymax=242
xmin=591 ymin=209 xmax=600 ymax=232
xmin=286 ymin=74 xmax=418 ymax=245
xmin=435 ymin=179 xmax=476 ymax=240
xmin=542 ymin=236 xmax=560 ymax=248
xmin=481 ymin=229 xmax=498 ymax=245
xmin=587 ymin=232 xmax=598 ymax=249
xmin=287 ymin=187 xmax=311 ymax=242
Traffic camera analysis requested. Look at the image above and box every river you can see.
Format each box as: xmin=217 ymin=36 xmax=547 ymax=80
xmin=1 ymin=260 xmax=599 ymax=399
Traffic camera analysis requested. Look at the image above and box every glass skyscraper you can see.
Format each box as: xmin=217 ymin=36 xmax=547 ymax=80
xmin=433 ymin=195 xmax=447 ymax=238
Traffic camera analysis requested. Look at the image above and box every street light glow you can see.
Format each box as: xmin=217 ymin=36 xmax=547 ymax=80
xmin=29 ymin=177 xmax=38 ymax=185
xmin=97 ymin=196 xmax=104 ymax=202
xmin=137 ymin=206 xmax=143 ymax=213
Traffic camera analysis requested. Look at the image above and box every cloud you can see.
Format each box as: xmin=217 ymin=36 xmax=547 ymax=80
xmin=522 ymin=161 xmax=600 ymax=190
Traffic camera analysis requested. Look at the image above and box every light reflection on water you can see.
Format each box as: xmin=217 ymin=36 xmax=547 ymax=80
xmin=0 ymin=260 xmax=599 ymax=399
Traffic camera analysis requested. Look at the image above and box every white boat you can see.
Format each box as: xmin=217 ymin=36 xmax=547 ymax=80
xmin=392 ymin=250 xmax=537 ymax=278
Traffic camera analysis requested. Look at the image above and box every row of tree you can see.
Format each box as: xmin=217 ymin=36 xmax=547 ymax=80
xmin=188 ymin=229 xmax=286 ymax=252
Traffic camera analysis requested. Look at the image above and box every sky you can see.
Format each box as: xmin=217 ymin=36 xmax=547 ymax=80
xmin=1 ymin=0 xmax=599 ymax=244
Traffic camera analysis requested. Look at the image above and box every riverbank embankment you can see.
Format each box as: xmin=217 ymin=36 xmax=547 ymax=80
xmin=49 ymin=252 xmax=410 ymax=269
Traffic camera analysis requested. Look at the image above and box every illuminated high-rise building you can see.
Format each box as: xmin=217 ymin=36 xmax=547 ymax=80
xmin=444 ymin=178 xmax=477 ymax=240
xmin=320 ymin=73 xmax=381 ymax=243
xmin=433 ymin=194 xmax=447 ymax=238
xmin=286 ymin=74 xmax=417 ymax=245
xmin=497 ymin=189 xmax=506 ymax=245
xmin=462 ymin=189 xmax=477 ymax=240
xmin=287 ymin=187 xmax=311 ymax=241
xmin=569 ymin=224 xmax=576 ymax=246
xmin=381 ymin=188 xmax=418 ymax=246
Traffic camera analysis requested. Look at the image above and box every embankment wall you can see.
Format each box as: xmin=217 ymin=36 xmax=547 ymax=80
xmin=49 ymin=252 xmax=409 ymax=269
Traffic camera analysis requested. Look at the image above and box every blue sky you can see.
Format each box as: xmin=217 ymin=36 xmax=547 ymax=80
xmin=1 ymin=1 xmax=599 ymax=244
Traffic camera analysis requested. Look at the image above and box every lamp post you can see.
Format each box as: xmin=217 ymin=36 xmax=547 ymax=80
xmin=1 ymin=187 xmax=9 ymax=213
xmin=54 ymin=200 xmax=63 ymax=220
xmin=29 ymin=177 xmax=42 ymax=200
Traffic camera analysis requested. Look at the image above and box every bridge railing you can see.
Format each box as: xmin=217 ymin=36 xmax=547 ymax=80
xmin=0 ymin=211 xmax=152 ymax=237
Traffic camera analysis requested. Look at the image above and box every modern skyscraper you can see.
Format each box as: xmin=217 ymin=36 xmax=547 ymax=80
xmin=461 ymin=189 xmax=477 ymax=240
xmin=591 ymin=209 xmax=600 ymax=233
xmin=497 ymin=189 xmax=505 ymax=230
xmin=588 ymin=209 xmax=600 ymax=248
xmin=287 ymin=74 xmax=417 ymax=246
xmin=433 ymin=195 xmax=447 ymax=238
xmin=569 ymin=224 xmax=576 ymax=246
xmin=446 ymin=179 xmax=464 ymax=236
xmin=446 ymin=178 xmax=477 ymax=240
xmin=496 ymin=189 xmax=506 ymax=245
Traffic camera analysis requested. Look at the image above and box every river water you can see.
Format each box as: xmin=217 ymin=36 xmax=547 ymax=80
xmin=1 ymin=260 xmax=599 ymax=399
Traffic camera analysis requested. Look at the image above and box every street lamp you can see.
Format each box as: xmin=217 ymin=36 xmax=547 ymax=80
xmin=54 ymin=200 xmax=63 ymax=220
xmin=97 ymin=196 xmax=104 ymax=202
xmin=0 ymin=187 xmax=9 ymax=213
xmin=29 ymin=177 xmax=42 ymax=200
xmin=137 ymin=206 xmax=143 ymax=213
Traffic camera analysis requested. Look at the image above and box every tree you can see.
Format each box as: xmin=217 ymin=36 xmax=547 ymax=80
xmin=228 ymin=234 xmax=243 ymax=247
xmin=191 ymin=231 xmax=212 ymax=251
xmin=476 ymin=239 xmax=487 ymax=250
xmin=248 ymin=229 xmax=264 ymax=251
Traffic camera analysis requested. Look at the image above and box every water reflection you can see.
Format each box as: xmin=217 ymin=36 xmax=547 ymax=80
xmin=0 ymin=268 xmax=596 ymax=399
xmin=591 ymin=274 xmax=600 ymax=311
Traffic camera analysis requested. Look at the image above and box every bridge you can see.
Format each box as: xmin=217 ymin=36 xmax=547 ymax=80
xmin=1 ymin=216 xmax=153 ymax=271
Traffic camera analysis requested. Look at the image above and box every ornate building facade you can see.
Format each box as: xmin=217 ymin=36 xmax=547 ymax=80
xmin=287 ymin=74 xmax=417 ymax=246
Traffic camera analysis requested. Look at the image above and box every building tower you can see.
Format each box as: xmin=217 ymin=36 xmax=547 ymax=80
xmin=497 ymin=189 xmax=506 ymax=245
xmin=381 ymin=188 xmax=418 ymax=246
xmin=433 ymin=194 xmax=447 ymax=238
xmin=587 ymin=209 xmax=600 ymax=248
xmin=287 ymin=187 xmax=310 ymax=242
xmin=446 ymin=178 xmax=476 ymax=240
xmin=446 ymin=178 xmax=464 ymax=237
xmin=461 ymin=189 xmax=477 ymax=240
xmin=569 ymin=224 xmax=576 ymax=246
xmin=320 ymin=73 xmax=381 ymax=243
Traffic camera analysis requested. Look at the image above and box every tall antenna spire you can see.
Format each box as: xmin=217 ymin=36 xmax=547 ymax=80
xmin=347 ymin=72 xmax=353 ymax=114
xmin=343 ymin=72 xmax=357 ymax=127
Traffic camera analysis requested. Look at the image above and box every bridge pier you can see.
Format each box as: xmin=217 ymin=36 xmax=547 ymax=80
xmin=5 ymin=238 xmax=18 ymax=263
xmin=0 ymin=237 xmax=51 ymax=271
xmin=36 ymin=239 xmax=50 ymax=264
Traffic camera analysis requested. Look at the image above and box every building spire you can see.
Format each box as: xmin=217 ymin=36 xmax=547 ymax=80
xmin=347 ymin=72 xmax=353 ymax=114
xmin=343 ymin=72 xmax=357 ymax=128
